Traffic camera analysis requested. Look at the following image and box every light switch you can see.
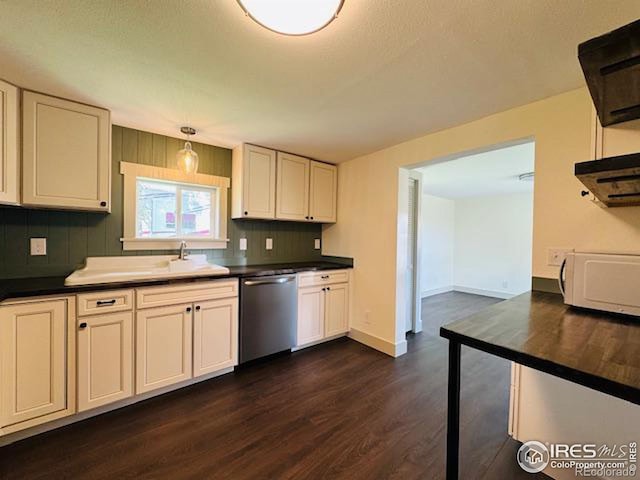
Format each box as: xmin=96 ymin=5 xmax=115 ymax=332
xmin=239 ymin=238 xmax=247 ymax=251
xmin=266 ymin=238 xmax=273 ymax=250
xmin=314 ymin=239 xmax=321 ymax=250
xmin=30 ymin=238 xmax=47 ymax=256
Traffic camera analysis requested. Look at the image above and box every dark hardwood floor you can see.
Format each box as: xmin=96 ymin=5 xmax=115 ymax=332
xmin=0 ymin=292 xmax=547 ymax=479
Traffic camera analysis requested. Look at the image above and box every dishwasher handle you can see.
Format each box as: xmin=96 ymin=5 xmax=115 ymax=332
xmin=243 ymin=276 xmax=296 ymax=286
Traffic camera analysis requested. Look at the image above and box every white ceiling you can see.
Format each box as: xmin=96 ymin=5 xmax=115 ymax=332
xmin=1 ymin=1 xmax=639 ymax=163
xmin=417 ymin=142 xmax=535 ymax=199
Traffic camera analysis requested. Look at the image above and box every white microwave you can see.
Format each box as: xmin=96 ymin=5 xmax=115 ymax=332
xmin=560 ymin=252 xmax=640 ymax=316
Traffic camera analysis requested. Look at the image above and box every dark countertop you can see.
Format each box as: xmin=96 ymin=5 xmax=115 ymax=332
xmin=0 ymin=261 xmax=352 ymax=302
xmin=440 ymin=291 xmax=640 ymax=405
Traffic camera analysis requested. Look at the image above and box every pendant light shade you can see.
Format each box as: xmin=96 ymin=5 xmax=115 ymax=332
xmin=177 ymin=127 xmax=199 ymax=174
xmin=237 ymin=0 xmax=344 ymax=36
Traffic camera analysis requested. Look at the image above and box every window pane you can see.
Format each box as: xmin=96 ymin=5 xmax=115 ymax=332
xmin=136 ymin=180 xmax=177 ymax=238
xmin=182 ymin=188 xmax=212 ymax=237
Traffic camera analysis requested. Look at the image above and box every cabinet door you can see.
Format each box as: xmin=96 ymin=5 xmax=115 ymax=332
xmin=193 ymin=298 xmax=238 ymax=377
xmin=242 ymin=144 xmax=276 ymax=219
xmin=0 ymin=300 xmax=68 ymax=427
xmin=136 ymin=304 xmax=193 ymax=394
xmin=0 ymin=79 xmax=19 ymax=205
xmin=276 ymin=152 xmax=310 ymax=221
xmin=309 ymin=161 xmax=337 ymax=223
xmin=22 ymin=91 xmax=111 ymax=211
xmin=297 ymin=286 xmax=325 ymax=346
xmin=77 ymin=312 xmax=133 ymax=412
xmin=324 ymin=283 xmax=349 ymax=337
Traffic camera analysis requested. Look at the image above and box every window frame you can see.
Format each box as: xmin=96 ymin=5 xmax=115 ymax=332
xmin=120 ymin=162 xmax=229 ymax=251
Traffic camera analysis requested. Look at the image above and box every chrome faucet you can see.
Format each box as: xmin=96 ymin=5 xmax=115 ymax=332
xmin=179 ymin=240 xmax=188 ymax=260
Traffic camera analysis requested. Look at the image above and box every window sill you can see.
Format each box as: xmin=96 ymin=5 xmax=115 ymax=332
xmin=121 ymin=238 xmax=229 ymax=251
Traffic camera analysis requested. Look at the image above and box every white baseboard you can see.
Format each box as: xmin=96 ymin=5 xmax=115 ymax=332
xmin=453 ymin=285 xmax=516 ymax=300
xmin=421 ymin=285 xmax=454 ymax=298
xmin=348 ymin=328 xmax=407 ymax=358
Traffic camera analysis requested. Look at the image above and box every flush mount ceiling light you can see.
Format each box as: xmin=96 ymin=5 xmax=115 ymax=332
xmin=176 ymin=127 xmax=199 ymax=174
xmin=237 ymin=0 xmax=344 ymax=36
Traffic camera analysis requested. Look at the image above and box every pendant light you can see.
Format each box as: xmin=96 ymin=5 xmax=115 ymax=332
xmin=237 ymin=0 xmax=344 ymax=36
xmin=176 ymin=126 xmax=199 ymax=174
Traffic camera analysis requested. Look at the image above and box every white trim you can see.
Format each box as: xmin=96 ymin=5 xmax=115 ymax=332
xmin=121 ymin=238 xmax=229 ymax=251
xmin=348 ymin=328 xmax=407 ymax=358
xmin=409 ymin=170 xmax=423 ymax=333
xmin=120 ymin=162 xmax=229 ymax=251
xmin=452 ymin=285 xmax=516 ymax=300
xmin=421 ymin=285 xmax=454 ymax=298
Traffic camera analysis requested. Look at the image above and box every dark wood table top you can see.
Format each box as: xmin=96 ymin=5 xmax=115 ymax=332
xmin=440 ymin=291 xmax=640 ymax=405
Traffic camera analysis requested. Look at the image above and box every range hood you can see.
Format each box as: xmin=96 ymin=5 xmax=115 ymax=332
xmin=579 ymin=19 xmax=640 ymax=127
xmin=575 ymin=153 xmax=640 ymax=207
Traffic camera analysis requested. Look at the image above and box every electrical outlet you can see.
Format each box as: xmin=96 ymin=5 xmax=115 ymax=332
xmin=239 ymin=238 xmax=247 ymax=251
xmin=265 ymin=238 xmax=273 ymax=250
xmin=314 ymin=238 xmax=321 ymax=250
xmin=548 ymin=248 xmax=573 ymax=266
xmin=30 ymin=238 xmax=47 ymax=256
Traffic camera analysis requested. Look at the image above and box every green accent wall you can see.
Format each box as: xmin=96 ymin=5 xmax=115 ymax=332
xmin=0 ymin=126 xmax=322 ymax=279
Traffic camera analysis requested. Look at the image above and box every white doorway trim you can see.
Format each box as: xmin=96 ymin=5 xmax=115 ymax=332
xmin=408 ymin=170 xmax=423 ymax=333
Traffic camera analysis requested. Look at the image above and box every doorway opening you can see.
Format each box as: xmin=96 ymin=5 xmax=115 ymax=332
xmin=403 ymin=140 xmax=535 ymax=336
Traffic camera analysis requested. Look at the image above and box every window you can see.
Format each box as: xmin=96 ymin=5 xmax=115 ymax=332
xmin=120 ymin=162 xmax=229 ymax=250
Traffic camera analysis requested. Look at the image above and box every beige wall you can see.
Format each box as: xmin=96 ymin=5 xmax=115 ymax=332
xmin=323 ymin=87 xmax=640 ymax=351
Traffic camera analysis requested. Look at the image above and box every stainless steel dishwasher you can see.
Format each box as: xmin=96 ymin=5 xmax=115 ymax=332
xmin=239 ymin=274 xmax=297 ymax=363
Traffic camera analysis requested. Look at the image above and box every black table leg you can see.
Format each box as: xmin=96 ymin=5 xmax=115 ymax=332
xmin=446 ymin=340 xmax=461 ymax=480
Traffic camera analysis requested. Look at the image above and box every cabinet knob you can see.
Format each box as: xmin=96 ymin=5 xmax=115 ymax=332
xmin=100 ymin=201 xmax=107 ymax=207
xmin=310 ymin=216 xmax=314 ymax=220
xmin=305 ymin=216 xmax=309 ymax=220
xmin=244 ymin=211 xmax=248 ymax=216
xmin=186 ymin=307 xmax=192 ymax=313
xmin=327 ymin=287 xmax=331 ymax=291
xmin=79 ymin=322 xmax=88 ymax=329
xmin=195 ymin=305 xmax=201 ymax=311
xmin=322 ymin=288 xmax=326 ymax=291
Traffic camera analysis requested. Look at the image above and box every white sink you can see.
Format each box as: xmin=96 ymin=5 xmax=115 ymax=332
xmin=65 ymin=255 xmax=230 ymax=286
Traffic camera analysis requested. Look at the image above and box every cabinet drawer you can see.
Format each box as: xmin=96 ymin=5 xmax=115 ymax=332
xmin=77 ymin=290 xmax=133 ymax=316
xmin=298 ymin=270 xmax=350 ymax=288
xmin=136 ymin=279 xmax=238 ymax=309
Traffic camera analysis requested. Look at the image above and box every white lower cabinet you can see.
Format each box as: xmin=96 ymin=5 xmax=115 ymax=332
xmin=297 ymin=286 xmax=326 ymax=346
xmin=297 ymin=271 xmax=350 ymax=347
xmin=136 ymin=304 xmax=193 ymax=394
xmin=0 ymin=298 xmax=75 ymax=434
xmin=77 ymin=311 xmax=133 ymax=412
xmin=193 ymin=298 xmax=238 ymax=377
xmin=324 ymin=283 xmax=349 ymax=338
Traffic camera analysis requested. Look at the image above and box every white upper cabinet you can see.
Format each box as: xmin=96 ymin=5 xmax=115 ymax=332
xmin=232 ymin=144 xmax=277 ymax=219
xmin=22 ymin=91 xmax=111 ymax=212
xmin=309 ymin=160 xmax=337 ymax=223
xmin=276 ymin=152 xmax=310 ymax=221
xmin=0 ymin=79 xmax=19 ymax=205
xmin=233 ymin=144 xmax=337 ymax=223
